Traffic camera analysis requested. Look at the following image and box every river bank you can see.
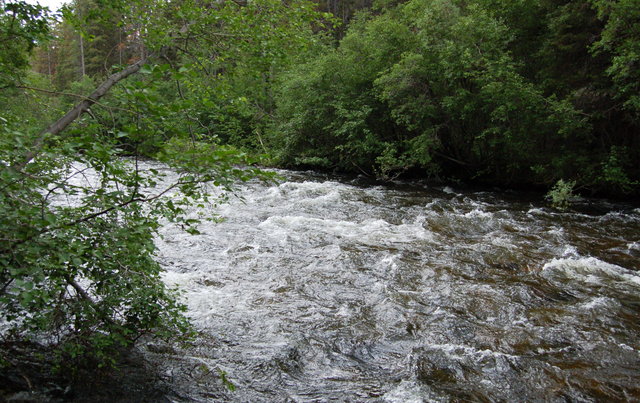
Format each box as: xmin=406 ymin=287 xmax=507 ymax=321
xmin=0 ymin=341 xmax=174 ymax=402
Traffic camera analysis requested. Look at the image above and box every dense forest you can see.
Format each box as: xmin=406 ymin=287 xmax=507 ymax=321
xmin=274 ymin=0 xmax=640 ymax=197
xmin=16 ymin=0 xmax=640 ymax=196
xmin=1 ymin=0 xmax=639 ymax=396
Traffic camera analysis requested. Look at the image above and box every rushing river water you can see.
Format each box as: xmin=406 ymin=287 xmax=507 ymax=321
xmin=143 ymin=164 xmax=640 ymax=402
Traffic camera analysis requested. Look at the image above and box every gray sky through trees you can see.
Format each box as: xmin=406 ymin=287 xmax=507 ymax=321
xmin=25 ymin=0 xmax=66 ymax=12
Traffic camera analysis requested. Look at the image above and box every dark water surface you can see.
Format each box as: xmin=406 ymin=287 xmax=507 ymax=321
xmin=148 ymin=166 xmax=640 ymax=402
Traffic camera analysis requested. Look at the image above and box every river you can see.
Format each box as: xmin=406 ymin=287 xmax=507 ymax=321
xmin=144 ymin=164 xmax=640 ymax=402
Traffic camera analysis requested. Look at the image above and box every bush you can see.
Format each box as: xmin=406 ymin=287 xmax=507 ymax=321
xmin=546 ymin=179 xmax=576 ymax=210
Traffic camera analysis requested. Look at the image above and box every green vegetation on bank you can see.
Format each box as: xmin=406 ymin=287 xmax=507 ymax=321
xmin=270 ymin=0 xmax=639 ymax=196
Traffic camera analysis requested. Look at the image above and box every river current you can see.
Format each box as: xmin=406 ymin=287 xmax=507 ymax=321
xmin=144 ymin=165 xmax=640 ymax=402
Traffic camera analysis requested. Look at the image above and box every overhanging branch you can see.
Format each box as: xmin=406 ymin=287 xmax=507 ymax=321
xmin=11 ymin=57 xmax=149 ymax=172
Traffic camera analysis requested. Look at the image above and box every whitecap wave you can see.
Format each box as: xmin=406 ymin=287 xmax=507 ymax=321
xmin=258 ymin=215 xmax=435 ymax=245
xmin=541 ymin=257 xmax=640 ymax=291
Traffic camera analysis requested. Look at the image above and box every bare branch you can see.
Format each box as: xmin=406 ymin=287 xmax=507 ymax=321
xmin=68 ymin=278 xmax=95 ymax=304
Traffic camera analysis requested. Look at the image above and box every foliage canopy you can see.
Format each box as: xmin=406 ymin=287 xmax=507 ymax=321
xmin=271 ymin=0 xmax=639 ymax=195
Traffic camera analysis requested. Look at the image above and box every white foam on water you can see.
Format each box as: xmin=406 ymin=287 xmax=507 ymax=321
xmin=526 ymin=207 xmax=546 ymax=215
xmin=618 ymin=343 xmax=638 ymax=353
xmin=561 ymin=245 xmax=579 ymax=257
xmin=547 ymin=226 xmax=565 ymax=237
xmin=294 ymin=190 xmax=342 ymax=207
xmin=258 ymin=215 xmax=435 ymax=245
xmin=627 ymin=242 xmax=640 ymax=251
xmin=161 ymin=271 xmax=226 ymax=325
xmin=382 ymin=380 xmax=443 ymax=403
xmin=599 ymin=210 xmax=640 ymax=223
xmin=263 ymin=180 xmax=345 ymax=201
xmin=427 ymin=343 xmax=520 ymax=362
xmin=541 ymin=257 xmax=640 ymax=290
xmin=424 ymin=200 xmax=440 ymax=209
xmin=579 ymin=296 xmax=621 ymax=311
xmin=487 ymin=233 xmax=515 ymax=249
xmin=463 ymin=208 xmax=494 ymax=220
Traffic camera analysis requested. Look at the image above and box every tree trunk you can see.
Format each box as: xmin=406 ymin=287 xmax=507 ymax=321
xmin=11 ymin=57 xmax=148 ymax=172
xmin=79 ymin=34 xmax=86 ymax=77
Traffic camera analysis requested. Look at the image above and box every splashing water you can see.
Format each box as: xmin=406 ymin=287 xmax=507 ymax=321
xmin=142 ymin=165 xmax=640 ymax=401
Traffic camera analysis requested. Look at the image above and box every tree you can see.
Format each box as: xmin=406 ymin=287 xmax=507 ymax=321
xmin=591 ymin=0 xmax=640 ymax=114
xmin=0 ymin=0 xmax=50 ymax=86
xmin=272 ymin=0 xmax=639 ymax=195
xmin=0 ymin=0 xmax=322 ymax=379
